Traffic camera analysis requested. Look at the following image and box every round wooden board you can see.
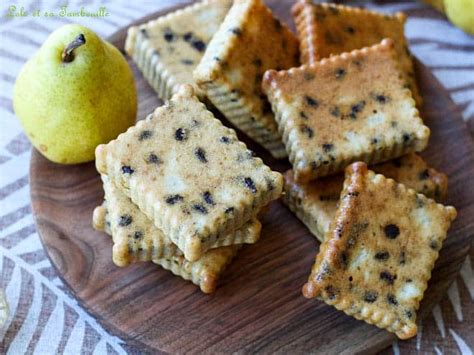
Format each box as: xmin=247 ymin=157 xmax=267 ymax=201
xmin=30 ymin=1 xmax=474 ymax=353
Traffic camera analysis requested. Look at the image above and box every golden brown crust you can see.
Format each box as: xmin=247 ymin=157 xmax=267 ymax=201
xmin=291 ymin=0 xmax=421 ymax=107
xmin=303 ymin=162 xmax=456 ymax=339
xmin=263 ymin=40 xmax=429 ymax=182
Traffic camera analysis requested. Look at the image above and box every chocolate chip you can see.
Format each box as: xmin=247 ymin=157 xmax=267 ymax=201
xmin=230 ymin=27 xmax=242 ymax=36
xmin=374 ymin=251 xmax=390 ymax=261
xmin=300 ymin=111 xmax=308 ymax=119
xmin=322 ymin=143 xmax=333 ymax=152
xmin=330 ymin=106 xmax=340 ymax=118
xmin=165 ymin=194 xmax=184 ymax=205
xmin=402 ymin=133 xmax=412 ymax=145
xmin=371 ymin=138 xmax=379 ymax=144
xmin=119 ymin=214 xmax=133 ymax=227
xmin=300 ymin=125 xmax=314 ymax=138
xmin=418 ymin=169 xmax=430 ymax=180
xmin=387 ymin=294 xmax=398 ymax=305
xmin=274 ymin=18 xmax=282 ymax=30
xmin=430 ymin=240 xmax=439 ymax=250
xmin=304 ymin=72 xmax=315 ymax=81
xmin=181 ymin=59 xmax=194 ymax=65
xmin=140 ymin=28 xmax=149 ymax=38
xmin=405 ymin=310 xmax=413 ymax=319
xmin=416 ymin=195 xmax=425 ymax=208
xmin=252 ymin=58 xmax=262 ymax=67
xmin=261 ymin=99 xmax=272 ymax=115
xmin=220 ymin=136 xmax=231 ymax=144
xmin=147 ymin=153 xmax=161 ymax=165
xmin=139 ymin=130 xmax=153 ymax=141
xmin=335 ymin=68 xmax=346 ymax=78
xmin=324 ymin=31 xmax=339 ymax=45
xmin=384 ymin=224 xmax=400 ymax=239
xmin=375 ymin=94 xmax=388 ymax=104
xmin=121 ymin=166 xmax=134 ymax=175
xmin=133 ymin=231 xmax=143 ymax=239
xmin=183 ymin=32 xmax=193 ymax=42
xmin=349 ymin=101 xmax=365 ymax=119
xmin=164 ymin=30 xmax=174 ymax=42
xmin=392 ymin=158 xmax=402 ymax=168
xmin=203 ymin=191 xmax=215 ymax=205
xmin=191 ymin=40 xmax=206 ymax=52
xmin=346 ymin=26 xmax=355 ymax=34
xmin=243 ymin=177 xmax=257 ymax=194
xmin=304 ymin=95 xmax=319 ymax=107
xmin=364 ymin=291 xmax=378 ymax=303
xmin=192 ymin=203 xmax=208 ymax=214
xmin=325 ymin=285 xmax=337 ymax=300
xmin=194 ymin=147 xmax=207 ymax=163
xmin=315 ymin=11 xmax=326 ymax=21
xmin=175 ymin=128 xmax=187 ymax=141
xmin=340 ymin=252 xmax=348 ymax=267
xmin=225 ymin=207 xmax=234 ymax=214
xmin=380 ymin=271 xmax=396 ymax=284
xmin=399 ymin=251 xmax=406 ymax=265
xmin=265 ymin=178 xmax=275 ymax=191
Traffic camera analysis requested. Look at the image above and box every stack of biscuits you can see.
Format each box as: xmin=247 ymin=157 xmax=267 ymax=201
xmin=92 ymin=0 xmax=458 ymax=340
xmin=93 ymin=85 xmax=282 ymax=294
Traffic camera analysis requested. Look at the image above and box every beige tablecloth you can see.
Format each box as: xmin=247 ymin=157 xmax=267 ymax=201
xmin=0 ymin=0 xmax=472 ymax=353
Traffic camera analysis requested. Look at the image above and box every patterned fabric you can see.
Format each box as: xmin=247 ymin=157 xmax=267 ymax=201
xmin=0 ymin=1 xmax=472 ymax=354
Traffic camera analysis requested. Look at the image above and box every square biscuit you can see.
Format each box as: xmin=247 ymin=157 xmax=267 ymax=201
xmin=125 ymin=0 xmax=232 ymax=100
xmin=283 ymin=153 xmax=448 ymax=242
xmin=95 ymin=85 xmax=282 ymax=262
xmin=193 ymin=0 xmax=300 ymax=158
xmin=291 ymin=0 xmax=421 ymax=107
xmin=93 ymin=175 xmax=261 ymax=267
xmin=94 ymin=202 xmax=245 ymax=294
xmin=302 ymin=162 xmax=457 ymax=339
xmin=263 ymin=39 xmax=430 ymax=183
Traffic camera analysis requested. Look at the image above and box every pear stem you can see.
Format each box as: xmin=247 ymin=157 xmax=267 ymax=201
xmin=62 ymin=34 xmax=86 ymax=63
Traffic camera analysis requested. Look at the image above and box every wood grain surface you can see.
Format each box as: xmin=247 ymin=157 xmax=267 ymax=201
xmin=30 ymin=1 xmax=474 ymax=353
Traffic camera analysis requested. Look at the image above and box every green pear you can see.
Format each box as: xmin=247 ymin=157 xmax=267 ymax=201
xmin=14 ymin=24 xmax=137 ymax=164
xmin=444 ymin=0 xmax=474 ymax=35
